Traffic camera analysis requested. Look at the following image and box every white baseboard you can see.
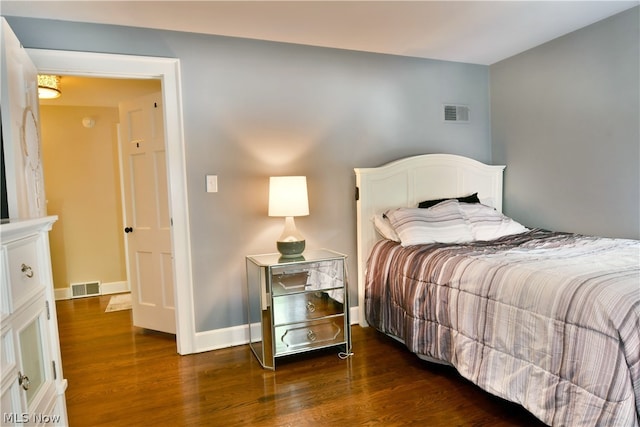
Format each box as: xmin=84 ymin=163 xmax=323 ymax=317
xmin=195 ymin=324 xmax=250 ymax=353
xmin=100 ymin=281 xmax=129 ymax=295
xmin=193 ymin=305 xmax=360 ymax=353
xmin=54 ymin=281 xmax=129 ymax=300
xmin=54 ymin=288 xmax=70 ymax=301
xmin=350 ymin=305 xmax=359 ymax=325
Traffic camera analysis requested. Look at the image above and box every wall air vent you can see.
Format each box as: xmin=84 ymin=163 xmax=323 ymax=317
xmin=443 ymin=104 xmax=470 ymax=123
xmin=70 ymin=281 xmax=101 ymax=298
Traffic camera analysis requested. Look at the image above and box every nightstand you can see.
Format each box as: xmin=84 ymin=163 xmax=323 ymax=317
xmin=246 ymin=249 xmax=350 ymax=370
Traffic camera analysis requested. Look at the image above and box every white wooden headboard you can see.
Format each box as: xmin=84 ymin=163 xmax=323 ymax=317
xmin=354 ymin=154 xmax=505 ymax=326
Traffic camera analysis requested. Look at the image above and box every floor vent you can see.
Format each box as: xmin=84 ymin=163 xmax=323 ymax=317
xmin=70 ymin=281 xmax=101 ymax=298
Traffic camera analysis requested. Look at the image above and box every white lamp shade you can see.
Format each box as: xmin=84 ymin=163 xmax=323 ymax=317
xmin=268 ymin=176 xmax=309 ymax=217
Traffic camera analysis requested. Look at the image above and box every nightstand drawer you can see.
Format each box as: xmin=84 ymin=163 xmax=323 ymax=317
xmin=273 ymin=291 xmax=344 ymax=325
xmin=271 ymin=260 xmax=344 ymax=296
xmin=275 ymin=316 xmax=345 ymax=355
xmin=271 ymin=270 xmax=309 ymax=294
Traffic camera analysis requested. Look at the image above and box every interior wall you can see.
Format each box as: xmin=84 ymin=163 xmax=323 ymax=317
xmin=7 ymin=16 xmax=492 ymax=333
xmin=40 ymin=105 xmax=127 ymax=289
xmin=490 ymin=7 xmax=639 ymax=239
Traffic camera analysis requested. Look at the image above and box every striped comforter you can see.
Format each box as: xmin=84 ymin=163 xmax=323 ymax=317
xmin=365 ymin=229 xmax=640 ymax=426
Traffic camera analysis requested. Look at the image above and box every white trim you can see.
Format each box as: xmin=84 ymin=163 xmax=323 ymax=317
xmin=54 ymin=288 xmax=70 ymax=301
xmin=195 ymin=324 xmax=250 ymax=353
xmin=27 ymin=48 xmax=196 ymax=355
xmin=100 ymin=281 xmax=129 ymax=295
xmin=349 ymin=305 xmax=359 ymax=325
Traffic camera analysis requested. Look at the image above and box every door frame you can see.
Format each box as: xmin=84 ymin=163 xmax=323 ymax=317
xmin=28 ymin=48 xmax=196 ymax=355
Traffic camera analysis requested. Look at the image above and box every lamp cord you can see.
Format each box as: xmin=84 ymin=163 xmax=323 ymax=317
xmin=338 ymin=349 xmax=354 ymax=359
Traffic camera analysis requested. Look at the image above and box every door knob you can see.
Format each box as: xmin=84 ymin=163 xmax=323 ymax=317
xmin=124 ymin=227 xmax=133 ymax=233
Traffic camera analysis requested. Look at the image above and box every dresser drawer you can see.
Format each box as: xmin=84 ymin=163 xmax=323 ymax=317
xmin=275 ymin=316 xmax=345 ymax=355
xmin=271 ymin=259 xmax=344 ymax=296
xmin=273 ymin=291 xmax=344 ymax=325
xmin=6 ymin=236 xmax=43 ymax=308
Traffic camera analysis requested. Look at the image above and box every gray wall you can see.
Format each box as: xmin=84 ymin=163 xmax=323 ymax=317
xmin=491 ymin=7 xmax=639 ymax=239
xmin=6 ymin=17 xmax=491 ymax=333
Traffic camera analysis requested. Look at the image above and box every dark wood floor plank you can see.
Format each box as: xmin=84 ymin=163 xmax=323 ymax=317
xmin=56 ymin=295 xmax=546 ymax=426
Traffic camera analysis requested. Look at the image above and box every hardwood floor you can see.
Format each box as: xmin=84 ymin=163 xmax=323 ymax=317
xmin=56 ymin=295 xmax=546 ymax=426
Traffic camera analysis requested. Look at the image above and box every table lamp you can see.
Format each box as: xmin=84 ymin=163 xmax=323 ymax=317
xmin=268 ymin=176 xmax=309 ymax=258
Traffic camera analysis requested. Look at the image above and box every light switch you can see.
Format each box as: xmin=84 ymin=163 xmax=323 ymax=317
xmin=206 ymin=175 xmax=218 ymax=193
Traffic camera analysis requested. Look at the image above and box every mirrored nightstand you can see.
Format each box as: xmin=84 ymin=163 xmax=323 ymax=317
xmin=246 ymin=249 xmax=350 ymax=370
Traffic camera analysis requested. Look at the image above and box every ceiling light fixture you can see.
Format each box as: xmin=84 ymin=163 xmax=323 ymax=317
xmin=37 ymin=75 xmax=61 ymax=99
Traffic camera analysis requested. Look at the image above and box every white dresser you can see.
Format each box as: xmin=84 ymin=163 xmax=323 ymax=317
xmin=1 ymin=216 xmax=68 ymax=426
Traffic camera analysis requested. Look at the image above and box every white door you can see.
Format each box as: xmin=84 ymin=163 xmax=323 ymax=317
xmin=119 ymin=92 xmax=176 ymax=334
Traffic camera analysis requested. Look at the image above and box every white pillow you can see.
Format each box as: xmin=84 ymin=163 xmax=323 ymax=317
xmin=459 ymin=203 xmax=528 ymax=241
xmin=372 ymin=214 xmax=400 ymax=242
xmin=385 ymin=200 xmax=474 ymax=247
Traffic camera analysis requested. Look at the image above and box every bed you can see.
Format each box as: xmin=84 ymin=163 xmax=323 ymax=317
xmin=354 ymin=154 xmax=640 ymax=427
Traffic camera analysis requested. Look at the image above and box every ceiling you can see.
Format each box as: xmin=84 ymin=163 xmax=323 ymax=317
xmin=6 ymin=1 xmax=637 ymax=107
xmin=4 ymin=1 xmax=638 ymax=65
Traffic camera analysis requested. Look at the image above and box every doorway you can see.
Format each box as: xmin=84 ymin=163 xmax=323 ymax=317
xmin=41 ymin=75 xmax=160 ymax=302
xmin=40 ymin=75 xmax=169 ymax=323
xmin=28 ymin=48 xmax=195 ymax=355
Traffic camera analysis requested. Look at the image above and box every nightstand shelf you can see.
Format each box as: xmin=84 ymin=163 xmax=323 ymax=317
xmin=246 ymin=249 xmax=350 ymax=370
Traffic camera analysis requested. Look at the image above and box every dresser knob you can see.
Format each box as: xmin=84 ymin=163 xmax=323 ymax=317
xmin=307 ymin=329 xmax=316 ymax=342
xmin=21 ymin=264 xmax=34 ymax=278
xmin=18 ymin=371 xmax=30 ymax=391
xmin=306 ymin=301 xmax=316 ymax=313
